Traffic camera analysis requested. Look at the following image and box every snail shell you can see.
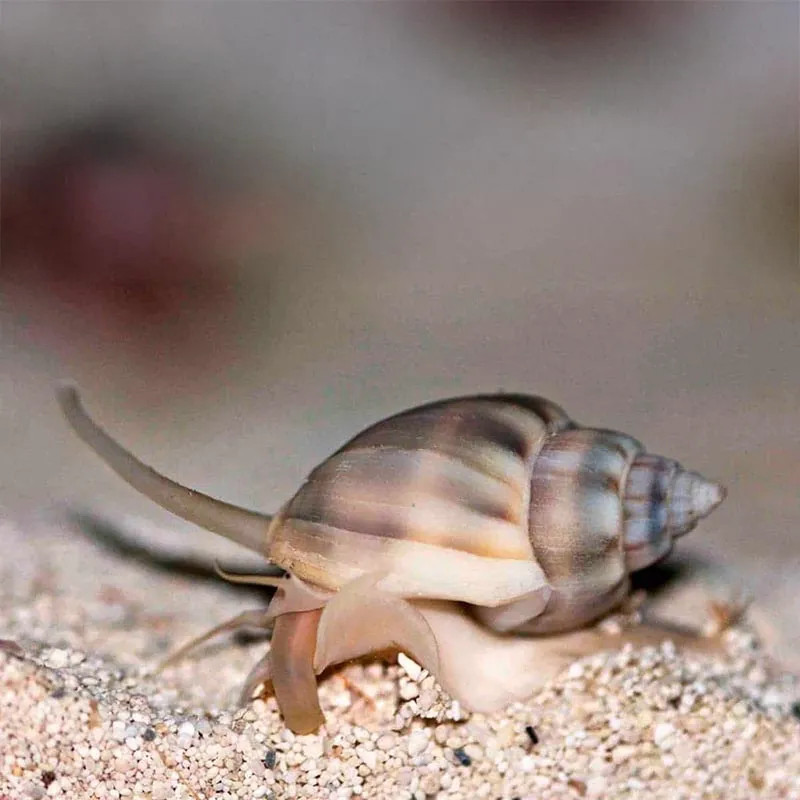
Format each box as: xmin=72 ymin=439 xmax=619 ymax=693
xmin=269 ymin=395 xmax=723 ymax=633
xmin=58 ymin=388 xmax=726 ymax=734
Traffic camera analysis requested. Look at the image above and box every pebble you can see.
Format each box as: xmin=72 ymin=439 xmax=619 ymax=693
xmin=398 ymin=682 xmax=420 ymax=701
xmin=653 ymin=722 xmax=676 ymax=749
xmin=355 ymin=745 xmax=377 ymax=770
xmin=567 ymin=662 xmax=585 ymax=680
xmin=407 ymin=729 xmax=429 ymax=757
xmin=585 ymin=775 xmax=607 ymax=797
xmin=45 ymin=649 xmax=70 ymax=669
xmin=611 ymin=744 xmax=637 ymax=764
xmin=397 ymin=653 xmax=424 ymax=682
xmin=303 ymin=739 xmax=324 ymax=759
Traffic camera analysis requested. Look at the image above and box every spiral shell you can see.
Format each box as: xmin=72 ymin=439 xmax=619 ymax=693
xmin=266 ymin=394 xmax=724 ymax=635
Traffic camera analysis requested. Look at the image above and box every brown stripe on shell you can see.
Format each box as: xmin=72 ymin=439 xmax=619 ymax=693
xmin=337 ymin=397 xmax=557 ymax=488
xmin=331 ymin=411 xmax=522 ymax=491
xmin=280 ymin=395 xmax=568 ymax=562
xmin=271 ymin=394 xmax=578 ymax=607
xmin=442 ymin=405 xmax=531 ymax=461
xmin=337 ymin=394 xmax=571 ymax=455
xmin=293 ymin=447 xmax=521 ymax=523
xmin=484 ymin=394 xmax=574 ymax=433
xmin=412 ymin=403 xmax=525 ymax=524
xmin=283 ymin=447 xmax=531 ymax=559
xmin=621 ymin=455 xmax=680 ymax=569
xmin=524 ymin=428 xmax=643 ymax=633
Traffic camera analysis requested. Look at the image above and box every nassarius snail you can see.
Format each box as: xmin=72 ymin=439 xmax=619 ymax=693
xmin=59 ymin=388 xmax=727 ymax=733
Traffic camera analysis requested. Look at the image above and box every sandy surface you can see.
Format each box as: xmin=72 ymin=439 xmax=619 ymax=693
xmin=1 ymin=513 xmax=799 ymax=800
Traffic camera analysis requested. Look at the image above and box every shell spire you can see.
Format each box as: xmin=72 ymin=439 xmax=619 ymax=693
xmin=622 ymin=454 xmax=726 ymax=571
xmin=668 ymin=469 xmax=726 ymax=536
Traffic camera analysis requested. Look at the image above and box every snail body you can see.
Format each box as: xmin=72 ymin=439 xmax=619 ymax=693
xmin=58 ymin=388 xmax=726 ymax=734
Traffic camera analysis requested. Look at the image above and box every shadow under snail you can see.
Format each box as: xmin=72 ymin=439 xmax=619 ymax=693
xmin=58 ymin=387 xmax=729 ymax=734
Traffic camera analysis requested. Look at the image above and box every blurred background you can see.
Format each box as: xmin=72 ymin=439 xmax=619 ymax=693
xmin=1 ymin=4 xmax=798 ymax=658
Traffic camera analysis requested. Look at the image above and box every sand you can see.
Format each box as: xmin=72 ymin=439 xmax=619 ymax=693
xmin=1 ymin=513 xmax=799 ymax=800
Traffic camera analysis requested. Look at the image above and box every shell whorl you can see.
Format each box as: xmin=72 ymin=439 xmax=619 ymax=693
xmin=622 ymin=454 xmax=726 ymax=572
xmin=268 ymin=395 xmax=572 ymax=607
xmin=514 ymin=427 xmax=644 ymax=634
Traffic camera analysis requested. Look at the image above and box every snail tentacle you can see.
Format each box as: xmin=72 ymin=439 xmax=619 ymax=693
xmin=213 ymin=563 xmax=332 ymax=620
xmin=57 ymin=384 xmax=273 ymax=554
xmin=157 ymin=608 xmax=272 ymax=672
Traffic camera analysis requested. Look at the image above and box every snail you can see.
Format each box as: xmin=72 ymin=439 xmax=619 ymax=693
xmin=58 ymin=387 xmax=728 ymax=734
